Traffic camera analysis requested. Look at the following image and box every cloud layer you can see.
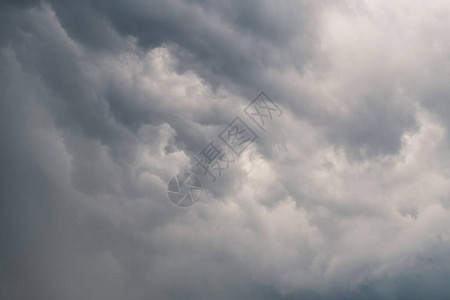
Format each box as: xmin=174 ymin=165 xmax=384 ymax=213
xmin=2 ymin=0 xmax=450 ymax=299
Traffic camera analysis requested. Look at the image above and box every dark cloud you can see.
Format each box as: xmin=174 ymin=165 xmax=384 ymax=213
xmin=2 ymin=0 xmax=450 ymax=300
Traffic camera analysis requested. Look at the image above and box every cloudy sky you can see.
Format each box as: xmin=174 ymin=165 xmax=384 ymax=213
xmin=2 ymin=0 xmax=450 ymax=299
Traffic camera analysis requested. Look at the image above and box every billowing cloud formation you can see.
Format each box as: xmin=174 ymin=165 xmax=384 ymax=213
xmin=2 ymin=0 xmax=450 ymax=299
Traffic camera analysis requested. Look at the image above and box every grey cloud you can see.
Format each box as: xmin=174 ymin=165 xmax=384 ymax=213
xmin=2 ymin=1 xmax=450 ymax=300
xmin=45 ymin=0 xmax=418 ymax=159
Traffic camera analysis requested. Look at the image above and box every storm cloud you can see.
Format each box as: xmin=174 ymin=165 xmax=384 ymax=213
xmin=2 ymin=0 xmax=450 ymax=299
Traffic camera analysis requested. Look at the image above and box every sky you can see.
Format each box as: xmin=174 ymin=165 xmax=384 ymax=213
xmin=1 ymin=0 xmax=450 ymax=299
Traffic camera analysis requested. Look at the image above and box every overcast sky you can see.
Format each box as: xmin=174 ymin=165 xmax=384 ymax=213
xmin=2 ymin=0 xmax=450 ymax=299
